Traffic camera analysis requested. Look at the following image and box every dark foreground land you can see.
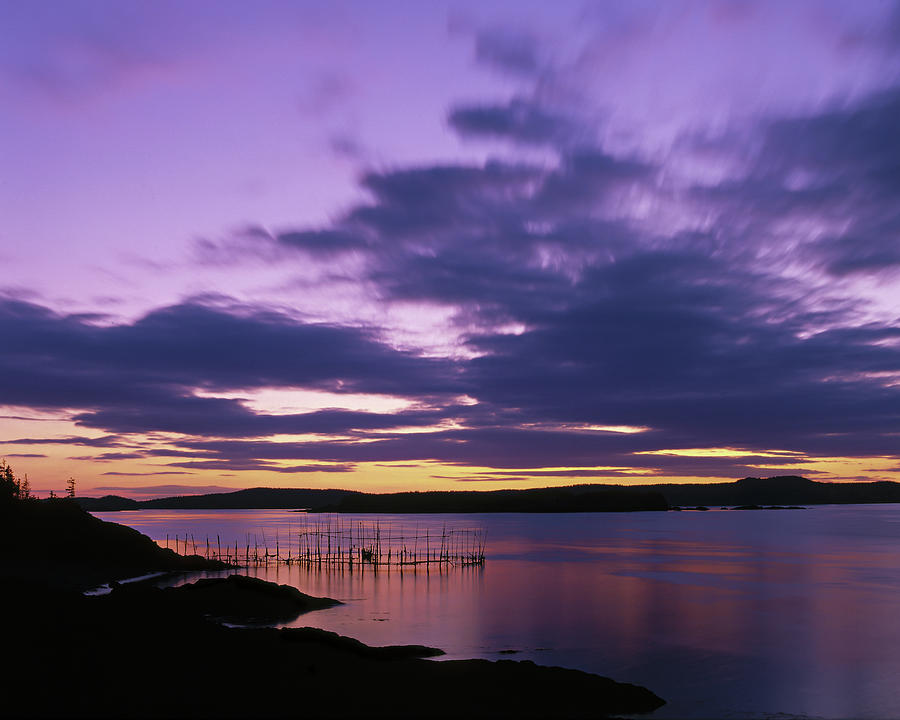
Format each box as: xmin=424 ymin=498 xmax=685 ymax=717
xmin=1 ymin=498 xmax=664 ymax=719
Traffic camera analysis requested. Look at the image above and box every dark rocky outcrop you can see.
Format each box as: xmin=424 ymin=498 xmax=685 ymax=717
xmin=1 ymin=497 xmax=224 ymax=591
xmin=153 ymin=574 xmax=342 ymax=624
xmin=4 ymin=574 xmax=664 ymax=718
xmin=1 ymin=495 xmax=666 ymax=718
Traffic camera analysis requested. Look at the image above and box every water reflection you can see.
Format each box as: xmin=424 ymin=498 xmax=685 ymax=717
xmin=96 ymin=506 xmax=900 ymax=719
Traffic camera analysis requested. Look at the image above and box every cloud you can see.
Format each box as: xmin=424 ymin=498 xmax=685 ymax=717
xmin=92 ymin=484 xmax=235 ymax=498
xmin=448 ymin=99 xmax=581 ymax=146
xmin=160 ymin=426 xmax=812 ymax=475
xmin=463 ymin=248 xmax=900 ymax=457
xmin=276 ymin=228 xmax=370 ymax=256
xmin=100 ymin=471 xmax=195 ymax=477
xmin=474 ymin=27 xmax=541 ymax=77
xmin=75 ymin=402 xmax=463 ymax=439
xmin=163 ymin=459 xmax=354 ymax=474
xmin=757 ymin=89 xmax=900 ymax=276
xmin=349 ymin=161 xmax=543 ymax=238
xmin=1 ymin=435 xmax=123 ymax=447
xmin=445 ymin=476 xmax=532 ymax=483
xmin=0 ymin=298 xmax=462 ymax=415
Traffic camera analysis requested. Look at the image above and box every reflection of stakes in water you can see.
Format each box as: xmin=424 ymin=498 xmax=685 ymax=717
xmin=167 ymin=516 xmax=486 ymax=568
xmin=287 ymin=517 xmax=486 ymax=569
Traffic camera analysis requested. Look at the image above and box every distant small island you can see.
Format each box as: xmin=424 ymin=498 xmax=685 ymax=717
xmin=75 ymin=475 xmax=900 ymax=513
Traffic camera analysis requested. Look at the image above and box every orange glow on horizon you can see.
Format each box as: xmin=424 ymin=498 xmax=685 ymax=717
xmin=3 ymin=407 xmax=900 ymax=499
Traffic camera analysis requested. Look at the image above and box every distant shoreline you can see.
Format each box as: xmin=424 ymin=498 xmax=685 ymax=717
xmin=76 ymin=475 xmax=900 ymax=512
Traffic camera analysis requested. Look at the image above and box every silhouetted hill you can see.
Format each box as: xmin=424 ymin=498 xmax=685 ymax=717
xmin=78 ymin=485 xmax=668 ymax=512
xmin=643 ymin=475 xmax=900 ymax=507
xmin=74 ymin=476 xmax=900 ymax=513
xmin=317 ymin=486 xmax=669 ymax=513
xmin=78 ymin=494 xmax=142 ymax=510
xmin=77 ymin=487 xmax=361 ymax=511
xmin=1 ymin=496 xmax=222 ymax=590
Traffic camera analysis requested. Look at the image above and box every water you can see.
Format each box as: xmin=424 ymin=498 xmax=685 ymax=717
xmin=93 ymin=505 xmax=900 ymax=720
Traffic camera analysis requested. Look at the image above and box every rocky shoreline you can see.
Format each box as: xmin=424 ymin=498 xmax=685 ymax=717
xmin=2 ymin=498 xmax=665 ymax=718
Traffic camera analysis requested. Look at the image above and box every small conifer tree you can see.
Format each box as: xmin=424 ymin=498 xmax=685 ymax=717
xmin=66 ymin=476 xmax=76 ymax=498
xmin=1 ymin=459 xmax=20 ymax=500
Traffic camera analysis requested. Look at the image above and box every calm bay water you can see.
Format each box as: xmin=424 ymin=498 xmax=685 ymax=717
xmin=94 ymin=505 xmax=900 ymax=720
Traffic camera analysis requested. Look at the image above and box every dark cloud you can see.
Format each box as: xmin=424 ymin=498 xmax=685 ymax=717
xmin=159 ymin=426 xmax=791 ymax=475
xmin=463 ymin=249 xmax=900 ymax=456
xmin=146 ymin=425 xmax=840 ymax=478
xmin=93 ymin=452 xmax=147 ymax=461
xmin=0 ymin=298 xmax=462 ymax=418
xmin=349 ymin=161 xmax=542 ymax=238
xmin=442 ymin=475 xmax=532 ymax=483
xmin=812 ymin=210 xmax=900 ymax=277
xmin=167 ymin=428 xmax=661 ymax=468
xmin=74 ymin=400 xmax=462 ymax=439
xmin=1 ymin=435 xmax=123 ymax=447
xmin=531 ymin=150 xmax=653 ymax=217
xmin=0 ymin=414 xmax=60 ymax=422
xmin=448 ymin=98 xmax=580 ymax=146
xmin=163 ymin=459 xmax=353 ymax=474
xmin=276 ymin=228 xmax=370 ymax=256
xmin=716 ymin=89 xmax=900 ymax=276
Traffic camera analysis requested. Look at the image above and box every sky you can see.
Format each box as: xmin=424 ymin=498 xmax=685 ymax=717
xmin=3 ymin=0 xmax=900 ymax=498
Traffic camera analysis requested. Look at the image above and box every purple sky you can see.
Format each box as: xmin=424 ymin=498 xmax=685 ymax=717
xmin=3 ymin=1 xmax=900 ymax=497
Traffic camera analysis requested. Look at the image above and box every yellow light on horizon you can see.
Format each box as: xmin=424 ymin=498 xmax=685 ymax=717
xmin=577 ymin=424 xmax=649 ymax=434
xmin=634 ymin=447 xmax=804 ymax=458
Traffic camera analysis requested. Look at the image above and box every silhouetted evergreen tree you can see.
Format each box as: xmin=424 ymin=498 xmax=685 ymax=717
xmin=1 ymin=459 xmax=22 ymax=501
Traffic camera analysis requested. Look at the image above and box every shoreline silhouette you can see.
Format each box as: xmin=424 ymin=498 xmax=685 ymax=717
xmin=73 ymin=475 xmax=900 ymax=513
xmin=1 ymin=494 xmax=665 ymax=718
